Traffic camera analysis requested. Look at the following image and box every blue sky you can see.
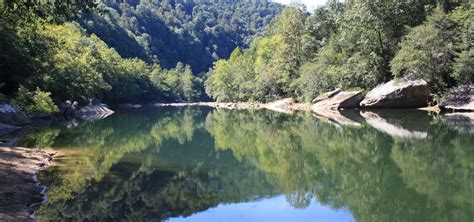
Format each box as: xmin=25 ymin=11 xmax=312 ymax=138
xmin=273 ymin=0 xmax=327 ymax=10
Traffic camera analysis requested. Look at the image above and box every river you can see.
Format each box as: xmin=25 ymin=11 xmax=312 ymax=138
xmin=16 ymin=107 xmax=474 ymax=221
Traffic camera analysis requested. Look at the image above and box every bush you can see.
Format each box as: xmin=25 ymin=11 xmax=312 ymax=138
xmin=451 ymin=6 xmax=474 ymax=84
xmin=13 ymin=86 xmax=59 ymax=114
xmin=391 ymin=7 xmax=458 ymax=94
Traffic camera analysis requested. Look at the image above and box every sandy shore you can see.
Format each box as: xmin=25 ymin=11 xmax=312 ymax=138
xmin=0 ymin=147 xmax=56 ymax=222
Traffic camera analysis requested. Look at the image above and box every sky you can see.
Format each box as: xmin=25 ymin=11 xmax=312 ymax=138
xmin=273 ymin=0 xmax=327 ymax=11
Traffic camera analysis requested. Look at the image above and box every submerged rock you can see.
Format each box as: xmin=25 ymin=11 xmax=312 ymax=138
xmin=440 ymin=85 xmax=474 ymax=111
xmin=360 ymin=79 xmax=429 ymax=108
xmin=312 ymin=91 xmax=364 ymax=110
xmin=0 ymin=104 xmax=31 ymax=126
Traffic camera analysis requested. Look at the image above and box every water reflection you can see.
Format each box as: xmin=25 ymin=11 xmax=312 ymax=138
xmin=17 ymin=107 xmax=474 ymax=221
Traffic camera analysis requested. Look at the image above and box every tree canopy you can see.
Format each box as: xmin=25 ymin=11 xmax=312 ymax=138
xmin=206 ymin=0 xmax=473 ymax=102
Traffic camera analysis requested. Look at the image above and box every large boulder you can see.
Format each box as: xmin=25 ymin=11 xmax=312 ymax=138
xmin=312 ymin=88 xmax=341 ymax=103
xmin=0 ymin=104 xmax=31 ymax=126
xmin=312 ymin=91 xmax=364 ymax=110
xmin=264 ymin=98 xmax=295 ymax=114
xmin=360 ymin=79 xmax=429 ymax=108
xmin=440 ymin=85 xmax=473 ymax=111
xmin=74 ymin=100 xmax=114 ymax=121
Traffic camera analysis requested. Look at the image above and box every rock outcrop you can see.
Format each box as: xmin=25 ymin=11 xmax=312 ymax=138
xmin=360 ymin=79 xmax=429 ymax=108
xmin=263 ymin=98 xmax=295 ymax=114
xmin=74 ymin=99 xmax=114 ymax=121
xmin=312 ymin=91 xmax=364 ymax=110
xmin=0 ymin=104 xmax=31 ymax=126
xmin=58 ymin=100 xmax=79 ymax=116
xmin=312 ymin=88 xmax=341 ymax=103
xmin=440 ymin=85 xmax=473 ymax=111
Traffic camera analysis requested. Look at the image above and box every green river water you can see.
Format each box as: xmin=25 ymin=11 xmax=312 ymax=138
xmin=16 ymin=107 xmax=474 ymax=222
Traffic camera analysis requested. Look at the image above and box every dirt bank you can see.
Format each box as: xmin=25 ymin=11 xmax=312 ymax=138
xmin=0 ymin=147 xmax=56 ymax=222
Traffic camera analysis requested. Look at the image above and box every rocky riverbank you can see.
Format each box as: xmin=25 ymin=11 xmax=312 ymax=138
xmin=0 ymin=147 xmax=56 ymax=222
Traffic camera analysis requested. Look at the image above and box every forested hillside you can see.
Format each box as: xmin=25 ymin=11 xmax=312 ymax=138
xmin=80 ymin=0 xmax=282 ymax=73
xmin=0 ymin=0 xmax=282 ymax=111
xmin=206 ymin=0 xmax=473 ymax=103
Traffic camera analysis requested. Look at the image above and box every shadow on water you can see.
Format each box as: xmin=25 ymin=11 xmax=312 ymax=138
xmin=14 ymin=107 xmax=474 ymax=221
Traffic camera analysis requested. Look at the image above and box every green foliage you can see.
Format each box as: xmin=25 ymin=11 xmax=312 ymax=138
xmin=80 ymin=0 xmax=282 ymax=73
xmin=207 ymin=1 xmax=472 ymax=102
xmin=451 ymin=6 xmax=474 ymax=84
xmin=1 ymin=0 xmax=280 ymax=105
xmin=13 ymin=85 xmax=58 ymax=114
xmin=2 ymin=0 xmax=98 ymax=22
xmin=151 ymin=62 xmax=202 ymax=102
xmin=391 ymin=7 xmax=458 ymax=93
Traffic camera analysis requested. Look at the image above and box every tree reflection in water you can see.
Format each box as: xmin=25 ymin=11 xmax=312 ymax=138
xmin=18 ymin=107 xmax=474 ymax=221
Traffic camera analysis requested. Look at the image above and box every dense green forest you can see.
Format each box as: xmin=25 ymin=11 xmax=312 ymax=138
xmin=1 ymin=0 xmax=472 ymax=112
xmin=0 ymin=0 xmax=281 ymax=111
xmin=206 ymin=0 xmax=473 ymax=102
xmin=80 ymin=0 xmax=282 ymax=73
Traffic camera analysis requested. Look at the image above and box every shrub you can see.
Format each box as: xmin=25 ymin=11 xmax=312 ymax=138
xmin=13 ymin=86 xmax=59 ymax=114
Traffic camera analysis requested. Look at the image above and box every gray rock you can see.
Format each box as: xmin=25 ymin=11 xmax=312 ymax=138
xmin=264 ymin=98 xmax=295 ymax=114
xmin=440 ymin=85 xmax=473 ymax=111
xmin=312 ymin=88 xmax=341 ymax=103
xmin=0 ymin=104 xmax=31 ymax=126
xmin=360 ymin=79 xmax=429 ymax=108
xmin=74 ymin=102 xmax=114 ymax=121
xmin=59 ymin=100 xmax=79 ymax=116
xmin=312 ymin=91 xmax=364 ymax=110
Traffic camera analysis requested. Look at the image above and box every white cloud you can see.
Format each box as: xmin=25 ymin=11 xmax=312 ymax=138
xmin=273 ymin=0 xmax=327 ymax=10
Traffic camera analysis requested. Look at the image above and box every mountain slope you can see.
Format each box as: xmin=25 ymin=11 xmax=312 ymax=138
xmin=80 ymin=0 xmax=283 ymax=73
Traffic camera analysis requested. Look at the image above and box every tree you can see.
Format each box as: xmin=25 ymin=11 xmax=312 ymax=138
xmin=13 ymin=85 xmax=58 ymax=114
xmin=391 ymin=7 xmax=458 ymax=94
xmin=451 ymin=5 xmax=474 ymax=84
